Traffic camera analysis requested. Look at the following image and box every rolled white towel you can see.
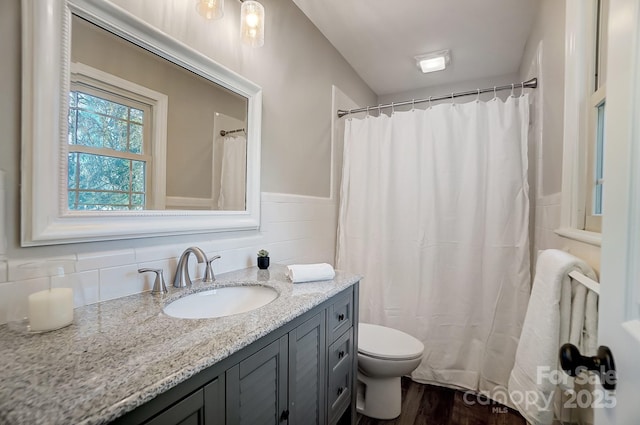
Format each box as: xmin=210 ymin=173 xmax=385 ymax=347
xmin=286 ymin=263 xmax=335 ymax=283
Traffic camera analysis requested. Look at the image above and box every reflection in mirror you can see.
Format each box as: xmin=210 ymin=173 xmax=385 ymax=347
xmin=21 ymin=0 xmax=261 ymax=246
xmin=69 ymin=15 xmax=248 ymax=211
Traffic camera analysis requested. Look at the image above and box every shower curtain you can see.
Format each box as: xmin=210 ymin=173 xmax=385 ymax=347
xmin=336 ymin=95 xmax=531 ymax=395
xmin=217 ymin=135 xmax=247 ymax=210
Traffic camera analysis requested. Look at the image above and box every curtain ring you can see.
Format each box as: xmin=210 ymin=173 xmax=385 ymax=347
xmin=521 ymin=82 xmax=525 ymax=97
xmin=476 ymin=88 xmax=481 ymax=102
xmin=451 ymin=93 xmax=455 ymax=105
xmin=428 ymin=96 xmax=433 ymax=109
xmin=511 ymin=83 xmax=515 ymax=97
xmin=411 ymin=99 xmax=415 ymax=111
xmin=378 ymin=104 xmax=382 ymax=115
xmin=493 ymin=86 xmax=497 ymax=100
xmin=391 ymin=102 xmax=395 ymax=115
xmin=366 ymin=106 xmax=370 ymax=117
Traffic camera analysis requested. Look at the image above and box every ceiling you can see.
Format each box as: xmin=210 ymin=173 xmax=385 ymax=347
xmin=292 ymin=0 xmax=540 ymax=96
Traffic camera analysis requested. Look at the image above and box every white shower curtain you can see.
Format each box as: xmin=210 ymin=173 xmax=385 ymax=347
xmin=337 ymin=95 xmax=531 ymax=395
xmin=217 ymin=135 xmax=247 ymax=210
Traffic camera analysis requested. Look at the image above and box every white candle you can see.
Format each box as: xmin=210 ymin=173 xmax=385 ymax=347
xmin=28 ymin=288 xmax=74 ymax=332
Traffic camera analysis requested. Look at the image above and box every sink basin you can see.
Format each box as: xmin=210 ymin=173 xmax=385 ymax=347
xmin=163 ymin=286 xmax=278 ymax=319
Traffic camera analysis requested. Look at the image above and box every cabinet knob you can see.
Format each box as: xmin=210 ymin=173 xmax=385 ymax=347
xmin=279 ymin=409 xmax=289 ymax=422
xmin=337 ymin=387 xmax=344 ymax=396
xmin=338 ymin=350 xmax=345 ymax=359
xmin=338 ymin=313 xmax=345 ymax=321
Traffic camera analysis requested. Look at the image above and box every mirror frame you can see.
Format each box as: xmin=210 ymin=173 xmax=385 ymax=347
xmin=21 ymin=0 xmax=262 ymax=246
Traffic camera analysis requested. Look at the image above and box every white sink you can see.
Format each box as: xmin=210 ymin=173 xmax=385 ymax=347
xmin=163 ymin=286 xmax=278 ymax=319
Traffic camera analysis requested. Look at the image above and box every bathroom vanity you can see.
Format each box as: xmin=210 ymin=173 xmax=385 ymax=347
xmin=0 ymin=265 xmax=360 ymax=425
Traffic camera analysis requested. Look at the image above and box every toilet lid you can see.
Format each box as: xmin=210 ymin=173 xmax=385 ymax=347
xmin=358 ymin=323 xmax=424 ymax=360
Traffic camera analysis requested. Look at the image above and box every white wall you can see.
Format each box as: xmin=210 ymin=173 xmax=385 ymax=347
xmin=0 ymin=0 xmax=376 ymax=322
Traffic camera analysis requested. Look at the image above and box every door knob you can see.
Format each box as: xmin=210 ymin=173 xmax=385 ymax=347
xmin=559 ymin=343 xmax=617 ymax=390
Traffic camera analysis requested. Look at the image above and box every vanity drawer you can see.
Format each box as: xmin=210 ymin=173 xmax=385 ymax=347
xmin=327 ymin=357 xmax=352 ymax=425
xmin=328 ymin=289 xmax=353 ymax=343
xmin=328 ymin=327 xmax=353 ymax=374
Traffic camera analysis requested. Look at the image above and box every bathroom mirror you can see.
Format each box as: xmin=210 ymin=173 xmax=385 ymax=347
xmin=21 ymin=0 xmax=262 ymax=245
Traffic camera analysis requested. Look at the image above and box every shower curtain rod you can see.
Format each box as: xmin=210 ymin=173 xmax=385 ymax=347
xmin=337 ymin=77 xmax=537 ymax=118
xmin=220 ymin=128 xmax=246 ymax=136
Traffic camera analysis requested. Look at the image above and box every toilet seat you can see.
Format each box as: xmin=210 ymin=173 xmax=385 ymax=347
xmin=358 ymin=323 xmax=424 ymax=361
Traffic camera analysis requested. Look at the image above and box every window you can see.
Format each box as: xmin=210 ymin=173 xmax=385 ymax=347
xmin=584 ymin=0 xmax=608 ymax=232
xmin=558 ymin=0 xmax=608 ymax=244
xmin=66 ymin=62 xmax=168 ymax=212
xmin=67 ymin=87 xmax=152 ymax=210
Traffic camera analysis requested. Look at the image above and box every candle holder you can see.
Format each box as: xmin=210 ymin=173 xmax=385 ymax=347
xmin=7 ymin=259 xmax=79 ymax=334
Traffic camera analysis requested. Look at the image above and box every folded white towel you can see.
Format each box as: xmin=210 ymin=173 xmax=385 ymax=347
xmin=286 ymin=263 xmax=335 ymax=283
xmin=508 ymin=249 xmax=598 ymax=425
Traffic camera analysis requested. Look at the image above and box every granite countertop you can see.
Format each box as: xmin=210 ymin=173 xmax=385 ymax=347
xmin=0 ymin=264 xmax=360 ymax=425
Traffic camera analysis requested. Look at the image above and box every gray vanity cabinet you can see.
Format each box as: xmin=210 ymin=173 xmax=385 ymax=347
xmin=113 ymin=284 xmax=358 ymax=425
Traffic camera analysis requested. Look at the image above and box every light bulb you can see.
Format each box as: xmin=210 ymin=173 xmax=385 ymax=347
xmin=245 ymin=13 xmax=259 ymax=28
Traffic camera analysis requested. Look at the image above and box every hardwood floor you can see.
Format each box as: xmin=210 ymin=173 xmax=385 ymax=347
xmin=356 ymin=378 xmax=526 ymax=425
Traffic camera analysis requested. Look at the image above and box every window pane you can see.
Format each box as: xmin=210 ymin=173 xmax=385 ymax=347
xmin=69 ymin=91 xmax=77 ymax=108
xmin=68 ymin=153 xmax=78 ymax=189
xmin=76 ymin=111 xmax=129 ymax=151
xmin=68 ymin=109 xmax=77 ymax=145
xmin=131 ymin=193 xmax=145 ymax=208
xmin=77 ymin=154 xmax=131 ymax=192
xmin=130 ymin=108 xmax=144 ymax=123
xmin=129 ymin=123 xmax=143 ymax=153
xmin=131 ymin=160 xmax=145 ymax=193
xmin=76 ymin=92 xmax=128 ymax=119
xmin=70 ymin=91 xmax=145 ymax=154
xmin=594 ymin=102 xmax=605 ymax=215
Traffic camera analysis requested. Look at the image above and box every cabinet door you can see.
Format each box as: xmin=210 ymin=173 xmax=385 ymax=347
xmin=288 ymin=312 xmax=326 ymax=425
xmin=226 ymin=336 xmax=289 ymax=425
xmin=204 ymin=376 xmax=225 ymax=425
xmin=144 ymin=388 xmax=204 ymax=425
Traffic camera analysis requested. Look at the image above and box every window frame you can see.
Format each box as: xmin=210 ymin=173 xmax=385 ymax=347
xmin=67 ymin=62 xmax=168 ymax=211
xmin=68 ymin=84 xmax=153 ymax=210
xmin=557 ymin=0 xmax=606 ymax=246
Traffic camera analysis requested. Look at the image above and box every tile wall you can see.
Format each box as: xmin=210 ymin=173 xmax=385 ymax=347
xmin=0 ymin=193 xmax=338 ymax=324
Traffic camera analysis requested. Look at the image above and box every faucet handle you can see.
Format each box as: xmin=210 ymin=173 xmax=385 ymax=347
xmin=203 ymin=255 xmax=221 ymax=283
xmin=138 ymin=268 xmax=168 ymax=294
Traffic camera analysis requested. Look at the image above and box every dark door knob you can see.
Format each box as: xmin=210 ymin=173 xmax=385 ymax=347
xmin=559 ymin=343 xmax=617 ymax=390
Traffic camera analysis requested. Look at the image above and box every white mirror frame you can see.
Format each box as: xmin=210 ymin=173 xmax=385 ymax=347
xmin=21 ymin=0 xmax=262 ymax=246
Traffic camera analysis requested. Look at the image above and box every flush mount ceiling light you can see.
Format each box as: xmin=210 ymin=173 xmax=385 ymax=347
xmin=240 ymin=0 xmax=265 ymax=48
xmin=415 ymin=50 xmax=451 ymax=74
xmin=196 ymin=0 xmax=224 ymax=21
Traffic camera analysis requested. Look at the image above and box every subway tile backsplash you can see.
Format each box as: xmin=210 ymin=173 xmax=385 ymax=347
xmin=0 ymin=193 xmax=338 ymax=325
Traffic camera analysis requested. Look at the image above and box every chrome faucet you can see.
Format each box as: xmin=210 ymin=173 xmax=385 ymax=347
xmin=173 ymin=247 xmax=207 ymax=288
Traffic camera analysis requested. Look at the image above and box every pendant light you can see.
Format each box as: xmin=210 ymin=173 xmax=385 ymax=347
xmin=196 ymin=0 xmax=224 ymax=21
xmin=240 ymin=0 xmax=265 ymax=48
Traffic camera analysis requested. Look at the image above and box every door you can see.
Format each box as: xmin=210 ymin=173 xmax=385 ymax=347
xmin=288 ymin=312 xmax=327 ymax=425
xmin=226 ymin=336 xmax=289 ymax=425
xmin=597 ymin=0 xmax=640 ymax=422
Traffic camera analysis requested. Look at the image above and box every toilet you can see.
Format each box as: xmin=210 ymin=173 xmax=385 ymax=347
xmin=357 ymin=323 xmax=425 ymax=420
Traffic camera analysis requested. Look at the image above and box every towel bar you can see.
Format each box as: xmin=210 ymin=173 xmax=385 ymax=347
xmin=568 ymin=270 xmax=600 ymax=295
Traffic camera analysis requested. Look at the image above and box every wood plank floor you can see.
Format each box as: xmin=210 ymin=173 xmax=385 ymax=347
xmin=356 ymin=378 xmax=526 ymax=425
